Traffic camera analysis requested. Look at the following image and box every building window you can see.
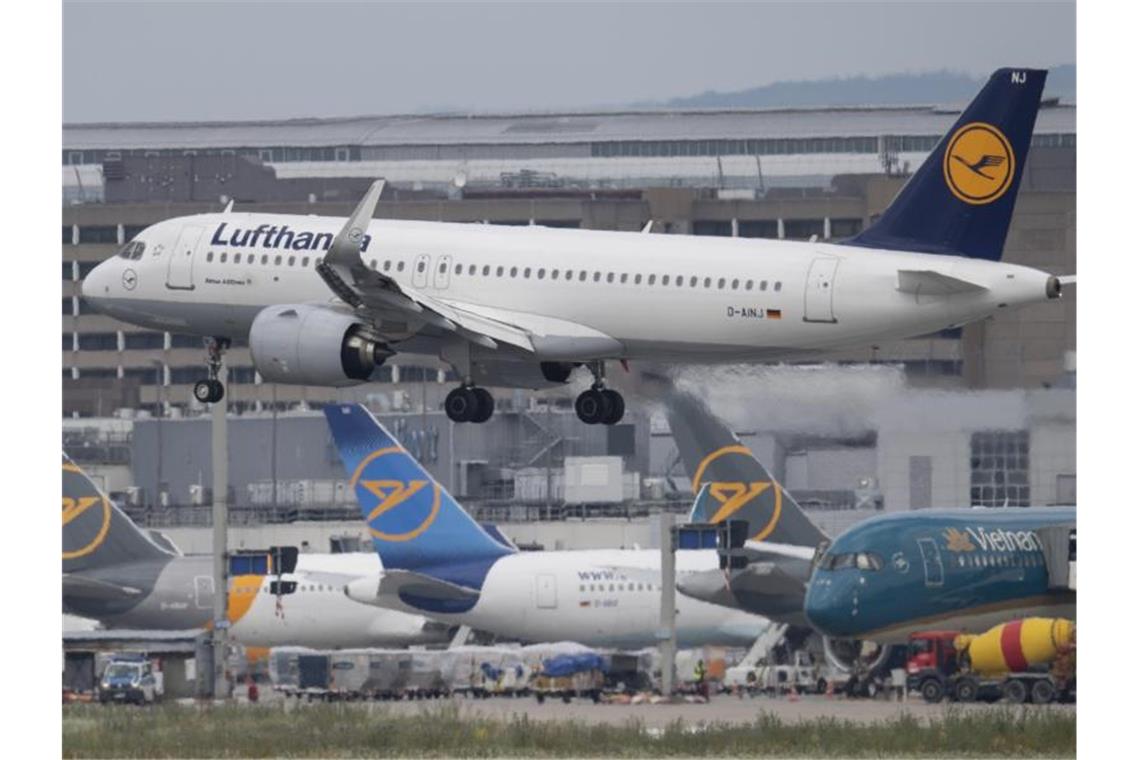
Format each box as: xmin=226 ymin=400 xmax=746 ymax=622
xmin=77 ymin=333 xmax=119 ymax=351
xmin=77 ymin=226 xmax=118 ymax=244
xmin=970 ymin=431 xmax=1030 ymax=507
xmin=124 ymin=332 xmax=165 ymax=350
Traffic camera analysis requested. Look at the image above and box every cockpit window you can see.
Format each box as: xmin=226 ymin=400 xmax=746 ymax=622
xmin=820 ymin=551 xmax=883 ymax=572
xmin=118 ymin=240 xmax=146 ymax=260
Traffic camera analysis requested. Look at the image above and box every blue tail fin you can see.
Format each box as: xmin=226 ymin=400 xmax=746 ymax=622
xmin=323 ymin=404 xmax=513 ymax=576
xmin=842 ymin=68 xmax=1047 ymax=261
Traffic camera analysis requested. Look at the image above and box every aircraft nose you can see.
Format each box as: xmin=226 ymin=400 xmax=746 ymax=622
xmin=80 ymin=259 xmax=114 ymax=302
xmin=803 ymin=574 xmax=848 ymax=636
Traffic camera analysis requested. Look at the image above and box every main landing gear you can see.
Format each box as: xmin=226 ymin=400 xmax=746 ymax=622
xmin=192 ymin=337 xmax=229 ymax=404
xmin=575 ymin=362 xmax=624 ymax=426
xmin=445 ymin=385 xmax=495 ymax=423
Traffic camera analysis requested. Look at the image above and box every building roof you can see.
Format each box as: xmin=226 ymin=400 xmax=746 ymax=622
xmin=63 ymin=104 xmax=1076 ymax=151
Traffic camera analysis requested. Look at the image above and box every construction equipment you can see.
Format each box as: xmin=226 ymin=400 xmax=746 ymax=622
xmin=907 ymin=618 xmax=1075 ymax=704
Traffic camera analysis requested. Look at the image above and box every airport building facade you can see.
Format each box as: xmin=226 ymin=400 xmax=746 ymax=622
xmin=62 ymin=103 xmax=1076 ymax=524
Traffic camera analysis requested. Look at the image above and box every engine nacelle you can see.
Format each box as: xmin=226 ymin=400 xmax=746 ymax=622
xmin=822 ymin=636 xmax=893 ymax=675
xmin=249 ymin=304 xmax=392 ymax=386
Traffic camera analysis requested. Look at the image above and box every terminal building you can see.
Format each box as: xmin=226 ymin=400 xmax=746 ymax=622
xmin=62 ymin=101 xmax=1076 ymax=530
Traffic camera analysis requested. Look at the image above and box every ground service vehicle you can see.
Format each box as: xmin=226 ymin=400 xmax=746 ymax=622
xmin=97 ymin=655 xmax=161 ymax=705
xmin=907 ymin=618 xmax=1075 ymax=704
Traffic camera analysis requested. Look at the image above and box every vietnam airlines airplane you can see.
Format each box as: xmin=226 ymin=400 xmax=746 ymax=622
xmin=662 ymin=388 xmax=1075 ymax=668
xmin=81 ymin=69 xmax=1070 ymax=426
xmin=62 ymin=454 xmax=450 ymax=649
xmin=323 ymin=403 xmax=773 ymax=648
xmin=803 ymin=507 xmax=1076 ymax=646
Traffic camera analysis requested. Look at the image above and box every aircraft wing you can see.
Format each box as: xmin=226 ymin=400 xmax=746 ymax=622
xmin=316 ymin=180 xmax=534 ymax=353
xmin=63 ymin=574 xmax=144 ymax=603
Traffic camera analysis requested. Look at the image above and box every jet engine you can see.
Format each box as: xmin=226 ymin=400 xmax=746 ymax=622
xmin=822 ymin=636 xmax=894 ymax=675
xmin=249 ymin=304 xmax=393 ymax=386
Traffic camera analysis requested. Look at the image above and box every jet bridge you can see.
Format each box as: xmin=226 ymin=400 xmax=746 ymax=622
xmin=1036 ymin=525 xmax=1076 ymax=591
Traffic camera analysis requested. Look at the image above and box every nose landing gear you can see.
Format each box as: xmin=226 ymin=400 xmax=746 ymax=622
xmin=192 ymin=337 xmax=229 ymax=404
xmin=575 ymin=362 xmax=625 ymax=425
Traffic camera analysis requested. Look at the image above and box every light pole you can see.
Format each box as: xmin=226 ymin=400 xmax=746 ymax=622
xmin=150 ymin=359 xmax=164 ymax=512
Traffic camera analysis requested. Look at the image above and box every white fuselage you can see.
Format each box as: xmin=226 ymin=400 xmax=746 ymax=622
xmin=82 ymin=214 xmax=1057 ymax=367
xmin=224 ymin=553 xmax=449 ymax=650
xmin=351 ymin=549 xmax=773 ymax=649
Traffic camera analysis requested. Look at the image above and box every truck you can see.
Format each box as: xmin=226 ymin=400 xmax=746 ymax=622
xmin=724 ymin=651 xmax=831 ymax=696
xmin=906 ymin=618 xmax=1075 ymax=704
xmin=97 ymin=654 xmax=162 ymax=705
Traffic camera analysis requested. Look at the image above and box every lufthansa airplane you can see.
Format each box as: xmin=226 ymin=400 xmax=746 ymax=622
xmin=82 ymin=69 xmax=1070 ymax=426
xmin=62 ymin=455 xmax=450 ymax=650
xmin=323 ymin=403 xmax=773 ymax=648
xmin=803 ymin=507 xmax=1076 ymax=646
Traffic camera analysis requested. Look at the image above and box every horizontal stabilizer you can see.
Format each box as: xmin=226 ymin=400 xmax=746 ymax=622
xmin=741 ymin=540 xmax=818 ymax=562
xmin=897 ymin=269 xmax=988 ymax=296
xmin=346 ymin=569 xmax=480 ymax=612
xmin=63 ymin=574 xmax=143 ymax=602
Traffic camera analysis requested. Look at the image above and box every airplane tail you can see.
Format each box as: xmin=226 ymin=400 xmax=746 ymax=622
xmin=665 ymin=392 xmax=826 ymax=548
xmin=323 ymin=404 xmax=514 ymax=578
xmin=842 ymin=68 xmax=1047 ymax=261
xmin=63 ymin=454 xmax=174 ymax=574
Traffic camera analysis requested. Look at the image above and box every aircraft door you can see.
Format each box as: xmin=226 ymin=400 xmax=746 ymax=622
xmin=433 ymin=254 xmax=452 ymax=290
xmin=166 ymin=225 xmax=204 ymax=290
xmin=535 ymin=573 xmax=558 ymax=609
xmin=194 ymin=576 xmax=214 ymax=609
xmin=917 ymin=538 xmax=944 ymax=588
xmin=803 ymin=257 xmax=839 ymax=323
xmin=412 ymin=254 xmax=431 ymax=289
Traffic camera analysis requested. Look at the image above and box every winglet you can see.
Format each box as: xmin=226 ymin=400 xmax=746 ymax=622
xmin=326 ymin=179 xmax=386 ymax=269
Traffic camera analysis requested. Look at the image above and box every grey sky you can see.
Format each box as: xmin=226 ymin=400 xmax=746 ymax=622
xmin=63 ymin=1 xmax=1075 ymax=122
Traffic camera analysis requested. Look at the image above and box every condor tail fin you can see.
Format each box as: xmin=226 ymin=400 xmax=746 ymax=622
xmin=665 ymin=391 xmax=826 ymax=549
xmin=63 ymin=454 xmax=173 ymax=574
xmin=323 ymin=404 xmax=513 ymax=579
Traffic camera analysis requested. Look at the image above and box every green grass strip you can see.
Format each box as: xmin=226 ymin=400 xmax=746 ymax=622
xmin=62 ymin=702 xmax=1075 ymax=758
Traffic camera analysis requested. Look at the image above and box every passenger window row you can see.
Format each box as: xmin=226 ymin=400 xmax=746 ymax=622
xmin=204 ymin=250 xmax=785 ymax=293
xmin=368 ymin=257 xmax=784 ymax=292
xmin=578 ymin=582 xmax=660 ymax=593
xmin=206 ymin=251 xmax=322 ymax=268
xmin=957 ymin=553 xmax=1043 ymax=569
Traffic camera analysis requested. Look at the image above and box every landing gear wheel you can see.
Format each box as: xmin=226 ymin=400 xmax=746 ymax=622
xmin=471 ymin=388 xmax=494 ymax=423
xmin=193 ymin=379 xmax=224 ymax=404
xmin=600 ymin=389 xmax=625 ymax=425
xmin=445 ymin=387 xmax=479 ymax=423
xmin=575 ymin=388 xmax=611 ymax=425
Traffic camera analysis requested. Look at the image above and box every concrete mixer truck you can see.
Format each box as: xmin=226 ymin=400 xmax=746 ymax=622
xmin=906 ymin=618 xmax=1075 ymax=704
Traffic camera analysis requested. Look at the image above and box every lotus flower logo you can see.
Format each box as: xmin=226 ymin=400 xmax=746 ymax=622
xmin=943 ymin=528 xmax=977 ymax=553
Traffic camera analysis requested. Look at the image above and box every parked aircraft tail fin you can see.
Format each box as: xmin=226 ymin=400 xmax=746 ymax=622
xmin=665 ymin=392 xmax=827 ymax=548
xmin=323 ymin=404 xmax=514 ymax=580
xmin=841 ymin=68 xmax=1047 ymax=261
xmin=62 ymin=453 xmax=174 ymax=574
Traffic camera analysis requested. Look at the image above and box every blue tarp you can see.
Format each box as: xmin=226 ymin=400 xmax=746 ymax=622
xmin=541 ymin=653 xmax=606 ymax=677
